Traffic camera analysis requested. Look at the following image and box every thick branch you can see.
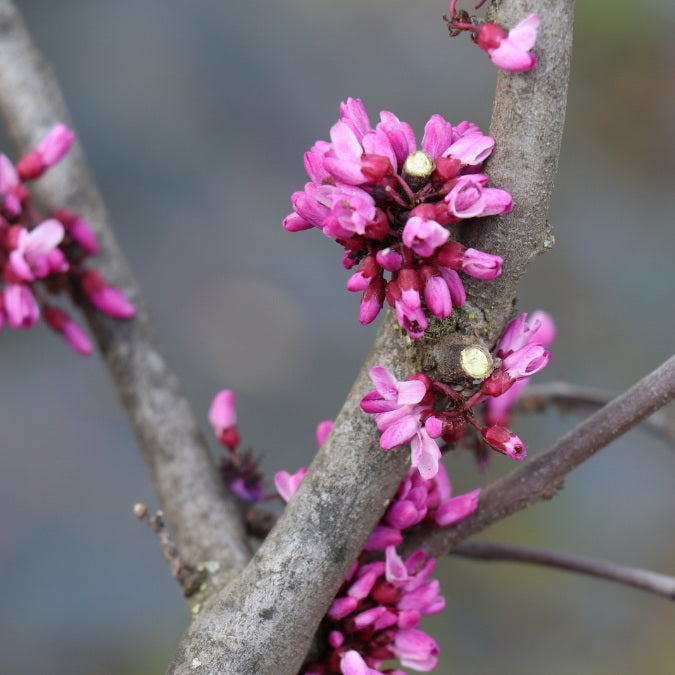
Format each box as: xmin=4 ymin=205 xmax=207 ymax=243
xmin=0 ymin=0 xmax=252 ymax=596
xmin=454 ymin=540 xmax=675 ymax=601
xmin=168 ymin=1 xmax=575 ymax=672
xmin=406 ymin=353 xmax=675 ymax=556
xmin=519 ymin=382 xmax=675 ymax=448
xmin=425 ymin=0 xmax=574 ymax=379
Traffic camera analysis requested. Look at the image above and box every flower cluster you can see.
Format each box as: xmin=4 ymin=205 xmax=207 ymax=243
xmin=284 ymin=98 xmax=512 ymax=338
xmin=0 ymin=124 xmax=134 ymax=354
xmin=445 ymin=2 xmax=539 ymax=73
xmin=361 ymin=312 xmax=554 ymax=475
xmin=275 ymin=424 xmax=480 ymax=675
xmin=209 ymin=389 xmax=267 ymax=502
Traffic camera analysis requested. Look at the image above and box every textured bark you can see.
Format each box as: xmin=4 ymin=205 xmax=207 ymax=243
xmin=453 ymin=540 xmax=675 ymax=601
xmin=0 ymin=0 xmax=577 ymax=671
xmin=423 ymin=0 xmax=573 ymax=379
xmin=0 ymin=0 xmax=252 ymax=598
xmin=168 ymin=1 xmax=576 ymax=672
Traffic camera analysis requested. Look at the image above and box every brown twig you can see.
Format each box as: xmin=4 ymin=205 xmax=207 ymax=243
xmin=134 ymin=504 xmax=208 ymax=599
xmin=0 ymin=0 xmax=252 ymax=603
xmin=404 ymin=353 xmax=675 ymax=558
xmin=519 ymin=381 xmax=675 ymax=447
xmin=453 ymin=540 xmax=675 ymax=601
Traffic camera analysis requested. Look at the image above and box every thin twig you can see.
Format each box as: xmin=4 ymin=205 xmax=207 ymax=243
xmin=134 ymin=504 xmax=208 ymax=599
xmin=453 ymin=540 xmax=675 ymax=602
xmin=0 ymin=0 xmax=252 ymax=602
xmin=405 ymin=353 xmax=675 ymax=558
xmin=519 ymin=381 xmax=675 ymax=447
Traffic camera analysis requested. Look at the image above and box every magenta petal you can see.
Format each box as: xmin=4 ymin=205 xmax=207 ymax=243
xmin=421 ymin=114 xmax=454 ymax=158
xmin=434 ymin=488 xmax=481 ymax=527
xmin=395 ymin=379 xmax=427 ymax=405
xmin=273 ymin=467 xmax=307 ymax=502
xmin=385 ymin=545 xmax=407 ymax=583
xmin=327 ymin=597 xmax=359 ymax=621
xmin=410 ymin=431 xmax=441 ymax=479
xmin=380 ymin=415 xmax=421 ymax=449
xmin=385 ymin=500 xmax=423 ymax=530
xmin=364 ymin=525 xmax=402 ymax=551
xmin=340 ymin=650 xmax=375 ymax=675
xmin=424 ymin=276 xmax=452 ymax=319
xmin=509 ymin=14 xmax=539 ymax=50
xmin=315 ymin=420 xmax=334 ymax=446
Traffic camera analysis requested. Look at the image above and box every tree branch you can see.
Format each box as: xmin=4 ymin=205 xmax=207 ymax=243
xmin=423 ymin=0 xmax=574 ymax=379
xmin=405 ymin=353 xmax=675 ymax=557
xmin=167 ymin=1 xmax=575 ymax=672
xmin=453 ymin=540 xmax=675 ymax=601
xmin=519 ymin=382 xmax=675 ymax=448
xmin=0 ymin=0 xmax=252 ymax=602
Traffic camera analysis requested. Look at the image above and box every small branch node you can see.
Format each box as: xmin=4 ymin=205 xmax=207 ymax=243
xmin=134 ymin=502 xmax=207 ymax=598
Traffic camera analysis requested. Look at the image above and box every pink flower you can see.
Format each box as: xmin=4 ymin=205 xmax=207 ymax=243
xmin=423 ymin=274 xmax=452 ymax=319
xmin=495 ymin=311 xmax=555 ymax=357
xmin=482 ymin=425 xmax=526 ymax=460
xmin=445 ymin=174 xmax=513 ymax=219
xmin=392 ymin=628 xmax=439 ymax=671
xmin=477 ymin=14 xmax=540 ymax=73
xmin=274 ymin=467 xmax=308 ymax=502
xmin=17 ymin=124 xmax=74 ymax=179
xmin=81 ymin=269 xmax=135 ymax=319
xmin=324 ymin=121 xmax=369 ymax=185
xmin=486 ymin=311 xmax=556 ymax=425
xmin=43 ymin=306 xmax=92 ymax=356
xmin=8 ymin=219 xmax=65 ymax=281
xmin=339 ymin=650 xmax=380 ymax=675
xmin=4 ymin=283 xmax=39 ymax=328
xmin=502 ymin=343 xmax=551 ymax=380
xmin=209 ymin=389 xmax=240 ymax=450
xmin=359 ymin=276 xmax=386 ymax=325
xmin=401 ymin=207 xmax=449 ymax=258
xmin=362 ymin=365 xmax=428 ymax=410
xmin=410 ymin=427 xmax=442 ymax=480
xmin=443 ymin=130 xmax=495 ymax=166
xmin=52 ymin=208 xmax=99 ymax=254
xmin=325 ymin=185 xmax=378 ymax=238
xmin=434 ymin=487 xmax=481 ymax=527
xmin=316 ymin=420 xmax=334 ymax=446
xmin=436 ymin=241 xmax=502 ymax=280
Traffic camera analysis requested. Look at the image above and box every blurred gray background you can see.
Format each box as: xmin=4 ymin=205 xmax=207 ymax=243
xmin=1 ymin=1 xmax=674 ymax=673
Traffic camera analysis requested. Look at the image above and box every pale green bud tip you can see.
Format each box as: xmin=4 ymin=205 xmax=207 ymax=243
xmin=460 ymin=345 xmax=493 ymax=380
xmin=403 ymin=151 xmax=435 ymax=178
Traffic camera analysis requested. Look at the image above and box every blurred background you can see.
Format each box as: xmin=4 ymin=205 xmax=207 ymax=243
xmin=1 ymin=1 xmax=674 ymax=673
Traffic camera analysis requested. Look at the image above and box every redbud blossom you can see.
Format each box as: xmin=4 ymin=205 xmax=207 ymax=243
xmin=4 ymin=283 xmax=39 ymax=328
xmin=274 ymin=467 xmax=308 ymax=503
xmin=9 ymin=219 xmax=65 ymax=281
xmin=446 ymin=6 xmax=539 ymax=73
xmin=208 ymin=389 xmax=240 ymax=450
xmin=81 ymin=270 xmax=135 ymax=319
xmin=0 ymin=125 xmax=132 ymax=355
xmin=43 ymin=306 xmax=93 ymax=356
xmin=482 ymin=425 xmax=526 ymax=460
xmin=16 ymin=123 xmax=74 ymax=179
xmin=486 ymin=311 xmax=556 ymax=427
xmin=284 ymin=99 xmax=512 ymax=338
xmin=477 ymin=14 xmax=540 ymax=73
